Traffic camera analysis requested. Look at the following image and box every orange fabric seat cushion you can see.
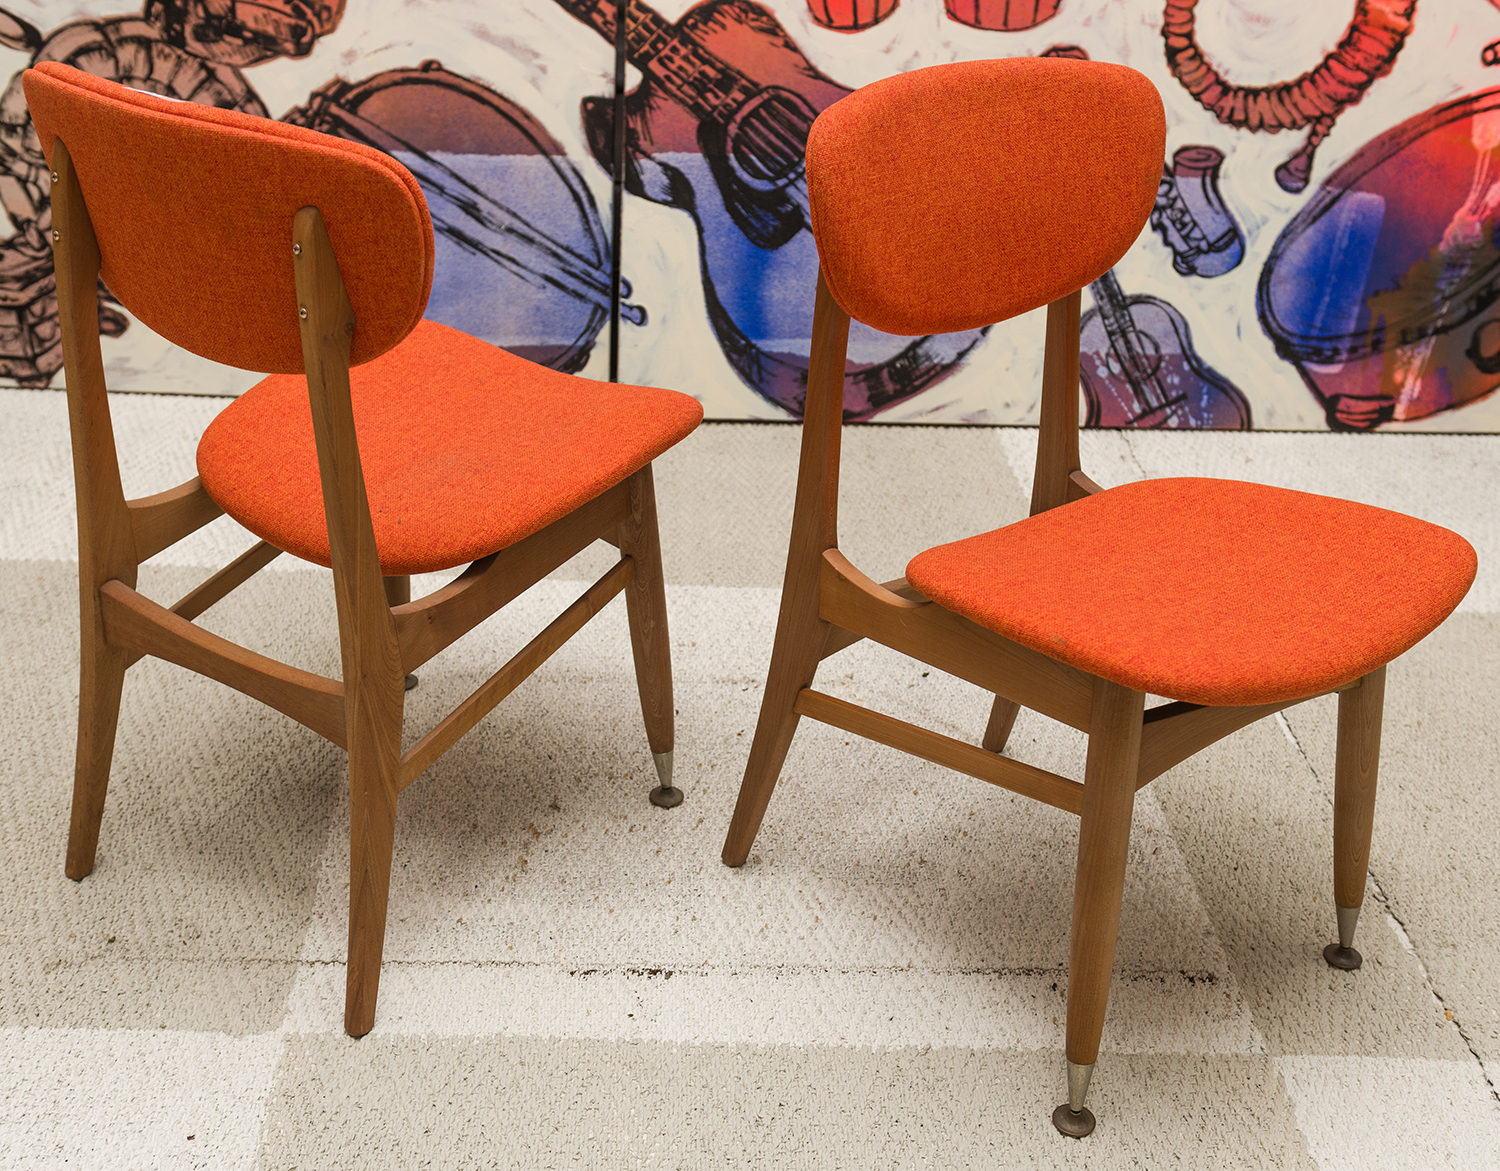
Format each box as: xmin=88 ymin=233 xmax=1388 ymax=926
xmin=197 ymin=320 xmax=703 ymax=575
xmin=905 ymin=478 xmax=1476 ymax=706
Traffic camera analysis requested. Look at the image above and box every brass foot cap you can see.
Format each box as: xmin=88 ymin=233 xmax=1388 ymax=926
xmin=404 ymin=674 xmax=419 ymax=692
xmin=1323 ymin=942 xmax=1363 ymax=971
xmin=649 ymin=785 xmax=684 ymax=809
xmin=1052 ymin=1104 xmax=1095 ymax=1138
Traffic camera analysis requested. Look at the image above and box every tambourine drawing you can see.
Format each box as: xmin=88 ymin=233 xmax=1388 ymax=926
xmin=1260 ymin=88 xmax=1500 ymax=429
xmin=284 ymin=62 xmax=639 ymax=373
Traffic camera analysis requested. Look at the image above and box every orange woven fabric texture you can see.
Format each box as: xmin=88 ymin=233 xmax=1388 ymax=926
xmin=196 ymin=320 xmax=703 ymax=575
xmin=23 ymin=62 xmax=433 ymax=373
xmin=806 ymin=58 xmax=1165 ymax=336
xmin=905 ymin=478 xmax=1476 ymax=706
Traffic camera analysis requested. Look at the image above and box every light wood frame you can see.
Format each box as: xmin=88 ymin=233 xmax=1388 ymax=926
xmin=721 ymin=272 xmax=1386 ymax=1123
xmin=50 ymin=139 xmax=679 ymax=1037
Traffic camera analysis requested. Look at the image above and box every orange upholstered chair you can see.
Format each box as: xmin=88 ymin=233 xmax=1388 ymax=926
xmin=720 ymin=58 xmax=1476 ymax=1136
xmin=26 ymin=62 xmax=702 ymax=1036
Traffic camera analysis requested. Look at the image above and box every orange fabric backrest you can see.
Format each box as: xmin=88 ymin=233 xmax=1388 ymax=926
xmin=806 ymin=58 xmax=1165 ymax=336
xmin=23 ymin=62 xmax=433 ymax=373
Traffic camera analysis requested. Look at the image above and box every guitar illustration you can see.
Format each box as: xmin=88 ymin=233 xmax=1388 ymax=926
xmin=1080 ymin=270 xmax=1251 ymax=429
xmin=555 ymin=0 xmax=987 ymax=419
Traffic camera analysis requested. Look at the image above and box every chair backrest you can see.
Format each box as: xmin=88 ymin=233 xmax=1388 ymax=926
xmin=806 ymin=57 xmax=1165 ymax=335
xmin=23 ymin=62 xmax=433 ymax=374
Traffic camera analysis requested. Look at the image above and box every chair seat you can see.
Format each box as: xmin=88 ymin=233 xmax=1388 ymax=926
xmin=197 ymin=319 xmax=703 ymax=575
xmin=905 ymin=478 xmax=1476 ymax=706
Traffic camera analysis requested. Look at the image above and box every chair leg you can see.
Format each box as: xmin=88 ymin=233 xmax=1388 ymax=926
xmin=982 ymin=695 xmax=1021 ymax=754
xmin=383 ymin=576 xmax=419 ymax=692
xmin=1056 ymin=679 xmax=1145 ymax=1138
xmin=721 ymin=561 xmax=829 ymax=867
xmin=343 ymin=675 xmax=405 ymax=1039
xmin=66 ymin=609 xmax=129 ymax=880
xmin=1325 ymin=665 xmax=1386 ymax=972
xmin=618 ymin=466 xmax=681 ymax=809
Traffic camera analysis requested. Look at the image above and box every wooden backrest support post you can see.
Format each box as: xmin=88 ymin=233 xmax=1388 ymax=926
xmin=50 ymin=138 xmax=138 ymax=596
xmin=802 ymin=273 xmax=1085 ymax=547
xmin=1030 ymin=290 xmax=1084 ymax=517
xmin=289 ymin=206 xmax=403 ymax=698
xmin=788 ymin=270 xmax=852 ymax=570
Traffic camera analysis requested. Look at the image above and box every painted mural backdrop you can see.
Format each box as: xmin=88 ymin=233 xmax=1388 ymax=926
xmin=2 ymin=0 xmax=1499 ymax=431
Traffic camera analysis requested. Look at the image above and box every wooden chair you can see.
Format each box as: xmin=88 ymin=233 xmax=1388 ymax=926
xmin=25 ymin=62 xmax=702 ymax=1037
xmin=720 ymin=58 xmax=1477 ymax=1136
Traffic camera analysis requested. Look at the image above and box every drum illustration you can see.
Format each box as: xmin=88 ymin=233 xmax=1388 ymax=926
xmin=284 ymin=62 xmax=635 ymax=373
xmin=1259 ymin=88 xmax=1500 ymax=429
xmin=806 ymin=0 xmax=899 ymax=31
xmin=944 ymin=0 xmax=1060 ymax=31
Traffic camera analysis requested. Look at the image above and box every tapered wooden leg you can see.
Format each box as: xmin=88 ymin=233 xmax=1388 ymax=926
xmin=343 ymin=671 xmax=405 ymax=1038
xmin=982 ymin=695 xmax=1021 ymax=754
xmin=725 ymin=271 xmax=844 ymax=866
xmin=1325 ymin=665 xmax=1385 ymax=971
xmin=66 ymin=605 xmax=129 ymax=880
xmin=721 ymin=557 xmax=829 ymax=867
xmin=1058 ymin=679 xmax=1145 ymax=1136
xmin=618 ymin=466 xmax=680 ymax=808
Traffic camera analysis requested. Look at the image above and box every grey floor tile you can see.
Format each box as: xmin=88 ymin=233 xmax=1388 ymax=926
xmin=1282 ymin=615 xmax=1500 ymax=1073
xmin=0 ymin=957 xmax=297 ymax=1034
xmin=1149 ymin=717 xmax=1471 ymax=1061
xmin=2 ymin=1026 xmax=283 ymax=1168
xmin=1 ymin=562 xmax=342 ymax=986
xmin=255 ymin=1036 xmax=1315 ymax=1170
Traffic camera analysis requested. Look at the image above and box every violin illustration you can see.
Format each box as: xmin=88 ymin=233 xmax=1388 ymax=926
xmin=1080 ymin=270 xmax=1251 ymax=429
xmin=284 ymin=63 xmax=637 ymax=373
xmin=555 ymin=0 xmax=986 ymax=418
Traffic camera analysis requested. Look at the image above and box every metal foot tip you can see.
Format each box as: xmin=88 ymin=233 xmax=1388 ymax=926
xmin=404 ymin=673 xmax=419 ymax=691
xmin=1336 ymin=903 xmax=1362 ymax=950
xmin=649 ymin=751 xmax=679 ymax=806
xmin=649 ymin=785 xmax=684 ymax=809
xmin=1323 ymin=942 xmax=1363 ymax=971
xmin=1052 ymin=1104 xmax=1096 ymax=1138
